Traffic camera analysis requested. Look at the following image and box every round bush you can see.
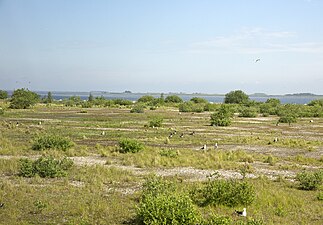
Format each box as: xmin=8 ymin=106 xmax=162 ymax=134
xmin=118 ymin=138 xmax=144 ymax=153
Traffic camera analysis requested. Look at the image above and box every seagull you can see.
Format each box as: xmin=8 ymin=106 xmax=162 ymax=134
xmin=214 ymin=142 xmax=218 ymax=149
xmin=235 ymin=208 xmax=247 ymax=217
xmin=0 ymin=203 xmax=4 ymax=208
xmin=255 ymin=58 xmax=260 ymax=63
xmin=180 ymin=133 xmax=184 ymax=138
xmin=201 ymin=144 xmax=207 ymax=150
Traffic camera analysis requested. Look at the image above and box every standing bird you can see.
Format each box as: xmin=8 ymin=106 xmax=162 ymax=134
xmin=235 ymin=208 xmax=247 ymax=217
xmin=180 ymin=133 xmax=184 ymax=138
xmin=214 ymin=142 xmax=218 ymax=149
xmin=201 ymin=144 xmax=207 ymax=150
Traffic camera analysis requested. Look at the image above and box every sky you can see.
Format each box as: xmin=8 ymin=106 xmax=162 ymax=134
xmin=1 ymin=0 xmax=323 ymax=94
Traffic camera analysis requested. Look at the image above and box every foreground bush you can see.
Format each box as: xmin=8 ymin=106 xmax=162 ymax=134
xmin=118 ymin=138 xmax=144 ymax=153
xmin=32 ymin=134 xmax=74 ymax=151
xmin=19 ymin=156 xmax=73 ymax=178
xmin=137 ymin=176 xmax=200 ymax=225
xmin=191 ymin=179 xmax=255 ymax=207
xmin=296 ymin=170 xmax=323 ymax=190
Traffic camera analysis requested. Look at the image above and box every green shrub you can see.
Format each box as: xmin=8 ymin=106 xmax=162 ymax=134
xmin=264 ymin=155 xmax=276 ymax=166
xmin=118 ymin=138 xmax=144 ymax=153
xmin=191 ymin=179 xmax=255 ymax=207
xmin=296 ymin=170 xmax=323 ymax=190
xmin=239 ymin=107 xmax=258 ymax=118
xmin=113 ymin=98 xmax=133 ymax=106
xmin=19 ymin=156 xmax=73 ymax=178
xmin=210 ymin=105 xmax=234 ymax=126
xmin=202 ymin=214 xmax=232 ymax=225
xmin=137 ymin=95 xmax=155 ymax=103
xmin=159 ymin=148 xmax=178 ymax=158
xmin=0 ymin=108 xmax=4 ymax=116
xmin=190 ymin=97 xmax=208 ymax=104
xmin=165 ymin=95 xmax=183 ymax=103
xmin=179 ymin=102 xmax=205 ymax=113
xmin=278 ymin=115 xmax=297 ymax=125
xmin=317 ymin=192 xmax=323 ymax=201
xmin=148 ymin=117 xmax=163 ymax=128
xmin=0 ymin=90 xmax=8 ymax=99
xmin=224 ymin=90 xmax=249 ymax=104
xmin=130 ymin=104 xmax=145 ymax=113
xmin=32 ymin=134 xmax=74 ymax=151
xmin=137 ymin=176 xmax=200 ymax=225
xmin=9 ymin=88 xmax=40 ymax=109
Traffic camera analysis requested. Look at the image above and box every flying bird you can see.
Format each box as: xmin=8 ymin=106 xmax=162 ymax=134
xmin=255 ymin=59 xmax=260 ymax=63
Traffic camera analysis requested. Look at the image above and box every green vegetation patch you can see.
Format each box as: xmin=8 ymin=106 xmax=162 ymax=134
xmin=19 ymin=156 xmax=74 ymax=178
xmin=32 ymin=134 xmax=74 ymax=151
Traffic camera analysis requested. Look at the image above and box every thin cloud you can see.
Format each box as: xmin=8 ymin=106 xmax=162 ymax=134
xmin=189 ymin=28 xmax=323 ymax=54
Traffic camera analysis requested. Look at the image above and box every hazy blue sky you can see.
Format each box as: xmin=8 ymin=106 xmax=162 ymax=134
xmin=1 ymin=0 xmax=323 ymax=94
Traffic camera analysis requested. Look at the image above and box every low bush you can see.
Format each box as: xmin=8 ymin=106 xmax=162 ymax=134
xmin=32 ymin=134 xmax=74 ymax=151
xmin=179 ymin=102 xmax=205 ymax=113
xmin=149 ymin=117 xmax=163 ymax=128
xmin=130 ymin=104 xmax=145 ymax=113
xmin=118 ymin=138 xmax=144 ymax=153
xmin=278 ymin=115 xmax=297 ymax=125
xmin=239 ymin=107 xmax=258 ymax=118
xmin=159 ymin=148 xmax=178 ymax=158
xmin=190 ymin=179 xmax=255 ymax=207
xmin=19 ymin=156 xmax=73 ymax=178
xmin=137 ymin=176 xmax=200 ymax=225
xmin=296 ymin=170 xmax=323 ymax=190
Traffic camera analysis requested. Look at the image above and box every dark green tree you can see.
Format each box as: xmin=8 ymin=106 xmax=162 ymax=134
xmin=9 ymin=88 xmax=40 ymax=109
xmin=45 ymin=91 xmax=53 ymax=103
xmin=0 ymin=90 xmax=8 ymax=99
xmin=88 ymin=93 xmax=94 ymax=102
xmin=190 ymin=97 xmax=208 ymax=104
xmin=137 ymin=95 xmax=155 ymax=103
xmin=224 ymin=90 xmax=250 ymax=104
xmin=165 ymin=95 xmax=183 ymax=103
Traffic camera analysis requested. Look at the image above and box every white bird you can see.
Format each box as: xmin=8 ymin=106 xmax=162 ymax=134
xmin=310 ymin=120 xmax=314 ymax=123
xmin=235 ymin=208 xmax=247 ymax=217
xmin=215 ymin=143 xmax=218 ymax=149
xmin=101 ymin=131 xmax=105 ymax=135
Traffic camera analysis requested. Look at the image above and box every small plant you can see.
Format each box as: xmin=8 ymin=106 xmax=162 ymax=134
xmin=264 ymin=154 xmax=276 ymax=166
xmin=118 ymin=138 xmax=144 ymax=153
xmin=148 ymin=117 xmax=163 ymax=128
xmin=0 ymin=108 xmax=4 ymax=116
xmin=32 ymin=134 xmax=74 ymax=151
xmin=159 ymin=148 xmax=178 ymax=158
xmin=317 ymin=192 xmax=323 ymax=201
xmin=296 ymin=170 xmax=323 ymax=190
xmin=130 ymin=104 xmax=145 ymax=113
xmin=19 ymin=156 xmax=74 ymax=178
xmin=33 ymin=200 xmax=47 ymax=214
xmin=202 ymin=214 xmax=232 ymax=225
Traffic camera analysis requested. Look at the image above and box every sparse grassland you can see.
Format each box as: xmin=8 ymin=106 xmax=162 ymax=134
xmin=0 ymin=103 xmax=322 ymax=224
